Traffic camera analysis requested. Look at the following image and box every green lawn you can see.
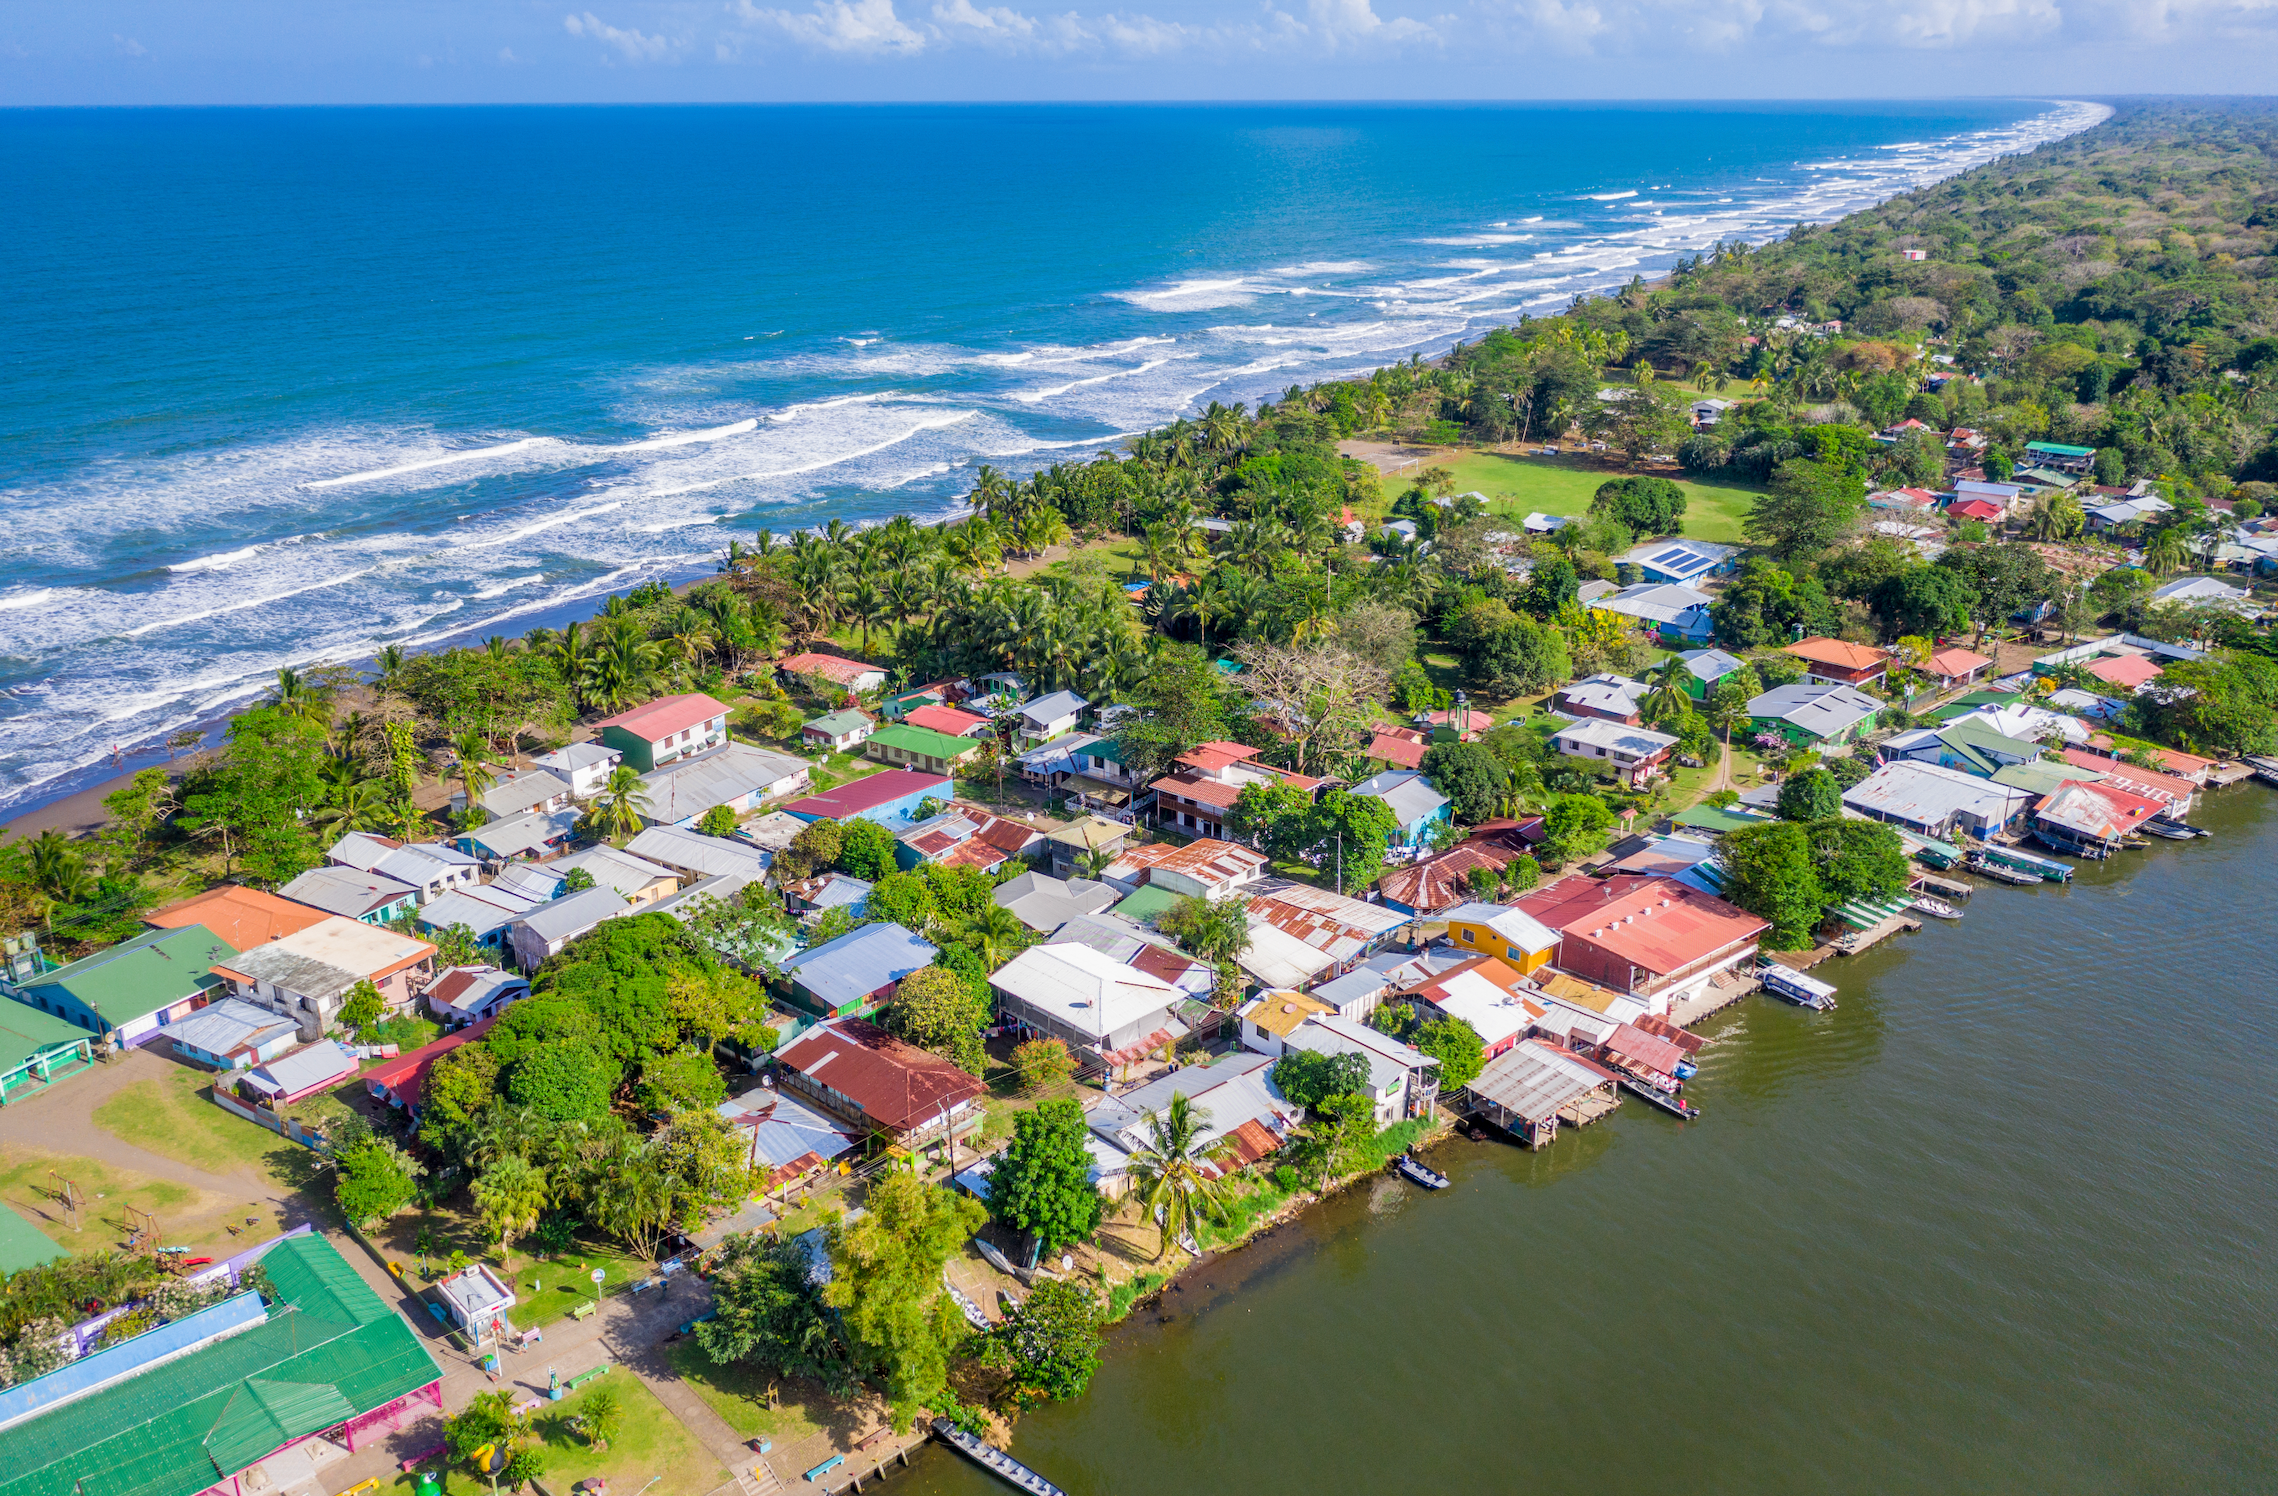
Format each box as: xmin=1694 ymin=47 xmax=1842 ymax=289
xmin=1379 ymin=448 xmax=1763 ymax=544
xmin=665 ymin=1339 xmax=837 ymax=1448
xmin=394 ymin=1374 xmax=724 ymax=1496
xmin=495 ymin=1239 xmax=655 ymax=1330
xmin=90 ymin=1063 xmax=328 ymax=1194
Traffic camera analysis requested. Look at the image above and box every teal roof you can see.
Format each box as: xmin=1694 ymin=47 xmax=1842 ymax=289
xmin=867 ymin=722 xmax=980 ymax=759
xmin=1110 ymin=885 xmax=1185 ymax=924
xmin=0 ymin=1208 xmax=63 ymax=1275
xmin=13 ymin=927 xmax=237 ymax=1026
xmin=2026 ymin=441 xmax=2096 ymax=458
xmin=0 ymin=1002 xmax=92 ymax=1072
xmin=0 ymin=1232 xmax=442 ymax=1496
xmin=806 ymin=710 xmax=871 ymax=736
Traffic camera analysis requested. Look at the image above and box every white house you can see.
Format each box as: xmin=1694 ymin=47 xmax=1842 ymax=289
xmin=1284 ymin=1013 xmax=1439 ymax=1124
xmin=1550 ymin=718 xmax=1679 ymax=788
xmin=530 ymin=742 xmax=623 ymax=799
xmin=508 ymin=886 xmax=629 ymax=970
xmin=464 ymin=768 xmax=572 ymax=822
xmin=326 ymin=834 xmax=482 ymax=904
xmin=988 ymin=942 xmax=1186 ymax=1063
xmin=425 ymin=965 xmax=530 ymax=1028
xmin=1013 ymin=690 xmax=1087 ymax=748
xmin=638 ymin=742 xmax=812 ymax=828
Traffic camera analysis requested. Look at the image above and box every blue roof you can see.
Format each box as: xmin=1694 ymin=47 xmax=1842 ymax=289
xmin=1635 ymin=542 xmax=1723 ymax=580
xmin=778 ymin=922 xmax=938 ymax=1010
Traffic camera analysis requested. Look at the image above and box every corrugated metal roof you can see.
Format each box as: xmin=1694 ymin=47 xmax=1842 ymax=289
xmin=1466 ymin=1040 xmax=1617 ymax=1123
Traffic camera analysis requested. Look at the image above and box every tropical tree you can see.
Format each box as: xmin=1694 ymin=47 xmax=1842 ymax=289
xmin=1124 ymin=1093 xmax=1229 ymax=1259
xmin=471 ymin=1153 xmax=550 ymax=1253
xmin=587 ymin=765 xmax=653 ymax=843
xmin=1641 ymin=657 xmax=1697 ymax=725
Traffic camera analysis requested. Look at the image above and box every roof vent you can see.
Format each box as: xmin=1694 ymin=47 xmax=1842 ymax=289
xmin=1280 ymin=1002 xmax=1297 ymax=1014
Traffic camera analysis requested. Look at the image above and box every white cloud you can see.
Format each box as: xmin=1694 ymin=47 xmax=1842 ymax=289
xmin=563 ymin=11 xmax=679 ymax=60
xmin=112 ymin=34 xmax=147 ymax=56
xmin=737 ymin=0 xmax=931 ymax=53
xmin=499 ymin=46 xmax=524 ymax=63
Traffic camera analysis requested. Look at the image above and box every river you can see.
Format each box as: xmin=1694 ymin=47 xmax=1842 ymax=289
xmin=905 ymin=787 xmax=2278 ymax=1494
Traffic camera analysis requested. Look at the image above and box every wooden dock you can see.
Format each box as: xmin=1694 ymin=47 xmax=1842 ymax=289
xmin=1833 ymin=914 xmax=1920 ymax=956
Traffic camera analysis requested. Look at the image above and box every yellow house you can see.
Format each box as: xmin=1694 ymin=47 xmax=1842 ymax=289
xmin=1239 ymin=990 xmax=1337 ymax=1056
xmin=1442 ymin=901 xmax=1559 ymax=974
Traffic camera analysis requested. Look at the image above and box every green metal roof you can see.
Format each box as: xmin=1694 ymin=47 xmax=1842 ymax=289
xmin=2025 ymin=441 xmax=2096 ymax=458
xmin=0 ymin=1233 xmax=442 ymax=1496
xmin=1993 ymin=761 xmax=2100 ymax=797
xmin=806 ymin=709 xmax=871 ymax=735
xmin=1939 ymin=720 xmax=2043 ymax=762
xmin=867 ymin=722 xmax=980 ymax=759
xmin=0 ymin=1001 xmax=92 ymax=1072
xmin=0 ymin=1208 xmax=63 ymax=1275
xmin=11 ymin=927 xmax=238 ymax=1026
xmin=1110 ymin=885 xmax=1185 ymax=924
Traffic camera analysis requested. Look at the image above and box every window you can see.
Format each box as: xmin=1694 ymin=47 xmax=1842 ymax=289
xmin=1460 ymin=929 xmax=1475 ymax=943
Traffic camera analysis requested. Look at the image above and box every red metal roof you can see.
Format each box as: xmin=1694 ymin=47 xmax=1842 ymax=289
xmin=903 ymin=703 xmax=991 ymax=737
xmin=785 ymin=768 xmax=952 ymax=819
xmin=1783 ymin=637 xmax=1890 ymax=672
xmin=589 ymin=692 xmax=728 ymax=743
xmin=1374 ymin=843 xmax=1524 ymax=914
xmin=146 ymin=886 xmax=331 ymax=949
xmin=776 ymin=1016 xmax=984 ymax=1132
xmin=1176 ymin=740 xmax=1262 ymax=773
xmin=780 ymin=652 xmax=883 ymax=686
xmin=364 ymin=1016 xmax=499 ymax=1109
xmin=1923 ymin=646 xmax=1992 ymax=678
xmin=1154 ymin=771 xmax=1242 ymax=811
xmin=2057 ymin=747 xmax=2194 ymax=806
xmin=1950 ymin=498 xmax=2005 ymax=521
xmin=1604 ymin=1022 xmax=1687 ymax=1076
xmin=2086 ymin=654 xmax=2163 ymax=688
xmin=1559 ymin=880 xmax=1769 ymax=979
xmin=1153 ymin=838 xmax=1270 ymax=882
xmin=1368 ymin=730 xmax=1429 ymax=769
xmin=1512 ymin=874 xmax=1669 ymax=934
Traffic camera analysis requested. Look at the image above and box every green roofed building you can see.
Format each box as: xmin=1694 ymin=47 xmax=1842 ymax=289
xmin=0 ymin=1002 xmax=94 ymax=1107
xmin=863 ymin=722 xmax=984 ymax=777
xmin=1110 ymin=884 xmax=1185 ymax=925
xmin=0 ymin=1208 xmax=63 ymax=1275
xmin=1 ymin=925 xmax=237 ymax=1050
xmin=0 ymin=1231 xmax=443 ymax=1496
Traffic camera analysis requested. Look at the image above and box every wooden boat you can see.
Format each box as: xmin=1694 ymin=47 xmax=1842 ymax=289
xmin=1618 ymin=1074 xmax=1701 ymax=1119
xmin=1392 ymin=1154 xmax=1449 ymax=1190
xmin=1979 ymin=843 xmax=2073 ymax=881
xmin=930 ymin=1419 xmax=1069 ymax=1496
xmin=1963 ymin=851 xmax=2041 ymax=886
xmin=2142 ymin=817 xmax=2208 ymax=840
xmin=1909 ymin=895 xmax=1963 ymax=920
xmin=2242 ymin=754 xmax=2278 ymax=786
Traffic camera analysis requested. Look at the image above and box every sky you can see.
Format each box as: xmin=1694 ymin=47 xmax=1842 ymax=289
xmin=2 ymin=0 xmax=2276 ymax=104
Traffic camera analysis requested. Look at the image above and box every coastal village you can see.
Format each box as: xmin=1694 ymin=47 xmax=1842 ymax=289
xmin=2 ymin=122 xmax=2278 ymax=1496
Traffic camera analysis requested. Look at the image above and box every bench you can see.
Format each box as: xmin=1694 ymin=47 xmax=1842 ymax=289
xmin=398 ymin=1441 xmax=447 ymax=1473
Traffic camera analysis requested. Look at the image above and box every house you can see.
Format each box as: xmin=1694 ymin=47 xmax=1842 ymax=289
xmin=424 ymin=965 xmax=529 ymax=1028
xmin=530 ymin=741 xmax=623 ymax=799
xmin=1284 ymin=1012 xmax=1439 ymax=1123
xmin=2024 ymin=440 xmax=2097 ymax=475
xmin=2086 ymin=654 xmax=2165 ymax=691
xmin=1953 ymin=479 xmax=2026 ymax=514
xmin=277 ymin=865 xmax=422 ymax=925
xmin=211 ymin=917 xmax=437 ymax=1041
xmin=784 ymin=872 xmax=872 ymax=919
xmin=326 ymin=834 xmax=482 ymax=902
xmin=551 ymin=844 xmax=679 ymax=906
xmin=1011 ymin=690 xmax=1087 ymax=747
xmin=1594 ymin=583 xmax=1715 ymax=645
xmin=1601 ymin=831 xmax=1720 ymax=880
xmin=456 ymin=807 xmax=580 ymax=866
xmin=363 ymin=1017 xmax=498 ymax=1119
xmin=0 ymin=1003 xmax=95 ymax=1105
xmin=0 ymin=1234 xmax=442 ymax=1496
xmin=1690 ymin=397 xmax=1736 ymax=426
xmin=638 ymin=742 xmax=812 ymax=827
xmin=1441 ymin=902 xmax=1560 ymax=973
xmin=784 ymin=769 xmax=954 ymax=830
xmin=466 ymin=768 xmax=572 ymax=822
xmin=2085 ymin=494 xmax=2174 ymax=531
xmin=1868 ymin=487 xmax=1942 ymax=514
xmin=1538 ymin=878 xmax=1768 ymax=1011
xmin=733 ymin=809 xmax=811 ymax=865
xmin=1044 ymin=814 xmax=1132 ymax=878
xmin=590 ymin=692 xmax=730 ymax=773
xmin=412 ymin=884 xmax=547 ymax=955
xmin=1402 ymin=955 xmax=1542 ymax=1060
xmin=506 ymin=886 xmax=627 ymax=970
xmin=1921 ymin=646 xmax=1993 ymax=691
xmin=990 ymin=942 xmax=1186 ymax=1064
xmin=2150 ymin=575 xmax=2257 ymax=615
xmin=144 ymin=886 xmax=330 ymax=951
xmin=865 ymin=722 xmax=984 ymax=777
xmin=903 ymin=702 xmax=993 ymax=739
xmin=779 ymin=652 xmax=887 ymax=695
xmin=1373 ymin=838 xmax=1535 ymax=917
xmin=1549 ymin=718 xmax=1678 ymax=788
xmin=2055 ymin=746 xmax=2197 ymax=812
xmin=3 ymin=925 xmax=236 ymax=1049
xmin=157 ymin=997 xmax=301 ymax=1071
xmin=1881 ymin=720 xmax=2043 ymax=778
xmin=1150 ymin=740 xmax=1322 ymax=841
xmin=1747 ymin=682 xmax=1883 ymax=747
xmin=1236 ymin=989 xmax=1338 ymax=1057
xmin=240 ymin=1040 xmax=360 ymax=1106
xmin=1783 ymin=637 xmax=1891 ymax=688
xmin=779 ymin=922 xmax=938 ymax=1018
xmin=1464 ymin=1038 xmax=1621 ymax=1147
xmin=1555 ymin=673 xmax=1650 ymax=725
xmin=896 ymin=805 xmax=1042 ymax=873
xmin=774 ymin=1016 xmax=984 ymax=1147
xmin=1366 ymin=726 xmax=1431 ymax=771
xmin=992 ymin=870 xmax=1119 ymax=933
xmin=1087 ymin=1052 xmax=1296 ymax=1180
xmin=803 ymin=709 xmax=875 ymax=751
xmin=626 ymin=825 xmax=774 ymax=884
xmin=2033 ymin=778 xmax=2166 ymax=857
xmin=1347 ymin=768 xmax=1453 ymax=848
xmin=1123 ymin=838 xmax=1271 ymax=900
xmin=1621 ymin=539 xmax=1740 ymax=585
xmin=1948 ymin=497 xmax=2008 ymax=525
xmin=1842 ymin=760 xmax=2036 ymax=839
xmin=1676 ymin=648 xmax=1746 ymax=699
xmin=1045 ymin=914 xmax=1214 ymax=999
xmin=715 ymin=1087 xmax=860 ymax=1193
xmin=1236 ymin=880 xmax=1412 ymax=991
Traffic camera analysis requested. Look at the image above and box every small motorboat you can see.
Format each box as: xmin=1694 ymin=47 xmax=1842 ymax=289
xmin=1909 ymin=895 xmax=1963 ymax=920
xmin=2142 ymin=818 xmax=2206 ymax=840
xmin=1392 ymin=1153 xmax=1450 ymax=1190
xmin=1618 ymin=1075 xmax=1701 ymax=1119
xmin=1674 ymin=1059 xmax=1699 ymax=1081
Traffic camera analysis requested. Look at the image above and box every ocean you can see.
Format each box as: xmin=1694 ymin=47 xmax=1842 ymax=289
xmin=0 ymin=98 xmax=2106 ymax=816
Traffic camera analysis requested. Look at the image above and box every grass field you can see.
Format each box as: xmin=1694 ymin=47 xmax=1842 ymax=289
xmin=666 ymin=1339 xmax=838 ymax=1447
xmin=1377 ymin=448 xmax=1763 ymax=544
xmin=394 ymin=1374 xmax=724 ymax=1496
xmin=0 ymin=1144 xmax=282 ymax=1255
xmin=90 ymin=1063 xmax=328 ymax=1195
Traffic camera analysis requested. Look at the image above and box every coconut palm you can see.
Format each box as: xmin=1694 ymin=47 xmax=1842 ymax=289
xmin=1642 ymin=657 xmax=1697 ymax=725
xmin=310 ymin=779 xmax=395 ymax=837
xmin=966 ymin=902 xmax=1027 ymax=969
xmin=547 ymin=621 xmax=595 ymax=707
xmin=1126 ymin=1093 xmax=1230 ymax=1260
xmin=470 ymin=1153 xmax=549 ymax=1254
xmin=373 ymin=645 xmax=407 ymax=697
xmin=268 ymin=667 xmax=333 ymax=728
xmin=589 ymin=764 xmax=653 ymax=843
xmin=2143 ymin=522 xmax=2190 ymax=577
xmin=448 ymin=728 xmax=496 ymax=810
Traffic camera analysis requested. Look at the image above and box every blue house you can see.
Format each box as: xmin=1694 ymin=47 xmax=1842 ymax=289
xmin=1348 ymin=769 xmax=1453 ymax=849
xmin=782 ymin=769 xmax=954 ymax=832
xmin=778 ymin=922 xmax=940 ymax=1018
xmin=1623 ymin=540 xmax=1740 ymax=586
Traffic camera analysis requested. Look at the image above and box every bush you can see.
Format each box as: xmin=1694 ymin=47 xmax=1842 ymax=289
xmin=697 ymin=804 xmax=739 ymax=837
xmin=1010 ymin=1036 xmax=1075 ymax=1096
xmin=836 ymin=820 xmax=899 ymax=881
xmin=506 ymin=1040 xmax=618 ymax=1123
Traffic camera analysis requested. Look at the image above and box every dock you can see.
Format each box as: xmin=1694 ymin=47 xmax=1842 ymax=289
xmin=930 ymin=1419 xmax=1068 ymax=1496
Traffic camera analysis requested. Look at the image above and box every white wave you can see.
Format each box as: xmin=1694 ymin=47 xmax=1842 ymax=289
xmin=452 ymin=502 xmax=626 ymax=552
xmin=0 ymin=589 xmax=57 ymax=611
xmin=636 ymin=410 xmax=981 ymax=498
xmin=605 ymin=418 xmax=759 ymax=452
xmin=1583 ymin=190 xmax=1639 ymax=201
xmin=169 ymin=538 xmax=292 ymax=573
xmin=303 ymin=437 xmax=547 ymax=489
xmin=469 ymin=573 xmax=545 ymax=600
xmin=123 ymin=567 xmax=375 ymax=638
xmin=1012 ymin=357 xmax=1174 ymax=405
xmin=1266 ymin=260 xmax=1373 ymax=275
xmin=1113 ymin=278 xmax=1256 ymax=311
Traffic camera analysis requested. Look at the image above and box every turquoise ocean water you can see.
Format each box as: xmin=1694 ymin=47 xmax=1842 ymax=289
xmin=0 ymin=99 xmax=2104 ymax=814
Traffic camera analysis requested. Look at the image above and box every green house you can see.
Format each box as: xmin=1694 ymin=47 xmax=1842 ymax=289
xmin=864 ymin=722 xmax=984 ymax=777
xmin=5 ymin=925 xmax=237 ymax=1050
xmin=0 ymin=1002 xmax=95 ymax=1107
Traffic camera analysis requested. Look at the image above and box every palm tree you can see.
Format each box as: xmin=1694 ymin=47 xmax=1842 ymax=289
xmin=967 ymin=902 xmax=1027 ymax=969
xmin=1642 ymin=657 xmax=1697 ymax=725
xmin=449 ymin=728 xmax=496 ymax=812
xmin=310 ymin=779 xmax=395 ymax=837
xmin=1126 ymin=1093 xmax=1229 ymax=1260
xmin=471 ymin=1153 xmax=549 ymax=1254
xmin=590 ymin=765 xmax=653 ymax=843
xmin=843 ymin=580 xmax=888 ymax=655
xmin=373 ymin=645 xmax=407 ymax=697
xmin=548 ymin=621 xmax=594 ymax=708
xmin=2143 ymin=522 xmax=2190 ymax=577
xmin=268 ymin=667 xmax=332 ymax=728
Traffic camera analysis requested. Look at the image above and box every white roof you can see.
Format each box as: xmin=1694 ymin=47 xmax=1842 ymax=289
xmin=626 ymin=825 xmax=774 ymax=880
xmin=1522 ymin=512 xmax=1572 ymax=533
xmin=1348 ymin=768 xmax=1449 ymax=825
xmin=468 ymin=808 xmax=580 ymax=858
xmin=988 ymin=943 xmax=1181 ymax=1043
xmin=1620 ymin=539 xmax=1739 ymax=579
xmin=992 ymin=870 xmax=1118 ymax=933
xmin=1552 ymin=717 xmax=1680 ymax=758
xmin=734 ymin=810 xmax=809 ymax=853
xmin=244 ymin=1041 xmax=358 ymax=1098
xmin=551 ymin=844 xmax=678 ymax=899
xmin=479 ymin=769 xmax=570 ymax=818
xmin=278 ymin=865 xmax=417 ymax=919
xmin=489 ymin=863 xmax=565 ymax=902
xmin=163 ymin=998 xmax=298 ymax=1056
xmin=1285 ymin=1012 xmax=1435 ymax=1094
xmin=639 ymin=742 xmax=809 ymax=822
xmin=1439 ymin=902 xmax=1559 ymax=954
xmin=218 ymin=916 xmax=433 ymax=998
xmin=1841 ymin=760 xmax=2036 ymax=827
xmin=1678 ymin=648 xmax=1745 ymax=681
xmin=1018 ymin=690 xmax=1087 ymax=726
xmin=416 ymin=886 xmax=544 ymax=938
xmin=1595 ymin=582 xmax=1712 ymax=627
xmin=532 ymin=742 xmax=621 ymax=773
xmin=1467 ymin=1040 xmax=1613 ymax=1123
xmin=1420 ymin=967 xmax=1540 ymax=1048
xmin=2151 ymin=575 xmax=2252 ymax=606
xmin=512 ymin=884 xmax=628 ymax=943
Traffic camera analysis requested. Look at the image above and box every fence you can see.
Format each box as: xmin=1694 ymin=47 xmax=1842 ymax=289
xmin=210 ymin=1088 xmax=333 ymax=1153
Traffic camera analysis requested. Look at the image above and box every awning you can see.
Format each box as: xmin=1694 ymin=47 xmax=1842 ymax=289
xmin=1831 ymin=895 xmax=1912 ymax=930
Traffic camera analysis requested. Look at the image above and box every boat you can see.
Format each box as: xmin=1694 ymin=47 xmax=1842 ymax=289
xmin=974 ymin=1237 xmax=1028 ymax=1282
xmin=1963 ymin=851 xmax=2040 ymax=885
xmin=1909 ymin=895 xmax=1963 ymax=920
xmin=2029 ymin=827 xmax=2108 ymax=860
xmin=2142 ymin=818 xmax=2208 ymax=840
xmin=1618 ymin=1074 xmax=1701 ymax=1119
xmin=930 ymin=1419 xmax=1069 ymax=1496
xmin=1979 ymin=843 xmax=2074 ymax=881
xmin=1759 ymin=963 xmax=1839 ymax=1011
xmin=1392 ymin=1153 xmax=1449 ymax=1190
xmin=1674 ymin=1059 xmax=1699 ymax=1081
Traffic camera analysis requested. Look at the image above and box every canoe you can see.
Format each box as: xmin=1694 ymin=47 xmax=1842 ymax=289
xmin=1909 ymin=895 xmax=1963 ymax=920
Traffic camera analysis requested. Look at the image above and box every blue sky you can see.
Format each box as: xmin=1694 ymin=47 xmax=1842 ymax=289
xmin=4 ymin=0 xmax=2275 ymax=103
